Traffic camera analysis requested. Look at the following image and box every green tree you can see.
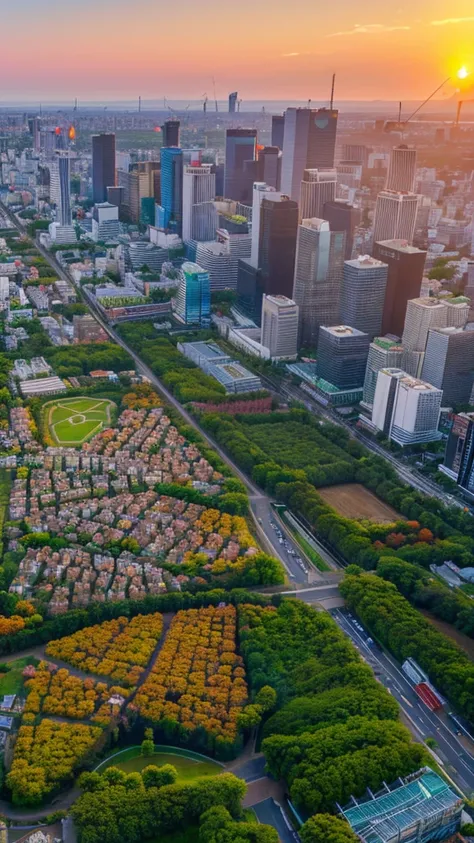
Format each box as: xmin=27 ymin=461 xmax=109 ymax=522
xmin=300 ymin=814 xmax=359 ymax=843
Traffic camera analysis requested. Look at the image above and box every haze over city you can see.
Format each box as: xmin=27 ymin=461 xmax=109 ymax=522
xmin=1 ymin=0 xmax=474 ymax=102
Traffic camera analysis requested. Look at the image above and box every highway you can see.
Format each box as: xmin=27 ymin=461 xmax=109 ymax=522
xmin=331 ymin=607 xmax=474 ymax=796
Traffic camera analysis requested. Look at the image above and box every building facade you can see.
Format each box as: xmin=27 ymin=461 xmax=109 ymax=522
xmin=292 ymin=218 xmax=346 ymax=348
xmin=161 ymin=120 xmax=180 ymax=147
xmin=373 ymin=191 xmax=419 ymax=245
xmin=224 ymin=129 xmax=257 ymax=201
xmin=49 ymin=151 xmax=72 ymax=226
xmin=421 ymin=326 xmax=474 ymax=406
xmin=317 ymin=325 xmax=370 ymax=389
xmin=281 ymin=107 xmax=338 ymax=202
xmin=173 ymin=262 xmax=211 ymax=324
xmin=372 ymin=239 xmax=426 ymax=337
xmin=362 ymin=336 xmax=405 ymax=409
xmin=339 ymin=255 xmax=388 ymax=340
xmin=182 ymin=165 xmax=216 ymax=242
xmin=259 ymin=195 xmax=298 ymax=299
xmin=322 ymin=200 xmax=361 ymax=260
xmin=386 ymin=145 xmax=417 ymax=192
xmin=299 ymin=168 xmax=336 ymax=222
xmin=372 ymin=368 xmax=443 ymax=445
xmin=158 ymin=147 xmax=183 ymax=233
xmin=92 ymin=134 xmax=116 ymax=204
xmin=261 ymin=294 xmax=298 ymax=359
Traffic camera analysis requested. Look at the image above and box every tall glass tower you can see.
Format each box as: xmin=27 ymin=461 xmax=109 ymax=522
xmin=174 ymin=262 xmax=211 ymax=324
xmin=159 ymin=147 xmax=183 ymax=233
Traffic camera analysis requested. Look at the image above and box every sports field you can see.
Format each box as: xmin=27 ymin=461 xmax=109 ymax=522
xmin=318 ymin=483 xmax=401 ymax=523
xmin=44 ymin=397 xmax=115 ymax=446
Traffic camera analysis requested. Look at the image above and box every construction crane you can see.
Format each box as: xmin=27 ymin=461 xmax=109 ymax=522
xmin=384 ymin=69 xmax=470 ymax=133
xmin=212 ymin=77 xmax=218 ymax=112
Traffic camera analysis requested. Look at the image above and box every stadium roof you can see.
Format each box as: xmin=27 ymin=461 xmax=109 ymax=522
xmin=343 ymin=770 xmax=462 ymax=843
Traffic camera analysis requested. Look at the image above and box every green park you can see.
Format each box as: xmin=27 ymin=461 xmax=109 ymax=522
xmin=45 ymin=397 xmax=115 ymax=445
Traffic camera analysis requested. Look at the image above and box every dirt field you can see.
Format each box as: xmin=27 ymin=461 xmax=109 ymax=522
xmin=318 ymin=483 xmax=400 ymax=523
xmin=420 ymin=610 xmax=474 ymax=661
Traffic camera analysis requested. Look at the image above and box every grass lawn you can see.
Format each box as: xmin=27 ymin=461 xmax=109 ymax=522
xmin=96 ymin=746 xmax=222 ymax=783
xmin=44 ymin=397 xmax=115 ymax=446
xmin=0 ymin=656 xmax=40 ymax=696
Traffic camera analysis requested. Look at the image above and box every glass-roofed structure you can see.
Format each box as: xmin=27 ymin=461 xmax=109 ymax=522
xmin=343 ymin=769 xmax=463 ymax=843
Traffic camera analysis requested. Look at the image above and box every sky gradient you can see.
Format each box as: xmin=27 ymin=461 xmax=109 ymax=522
xmin=1 ymin=0 xmax=473 ymax=102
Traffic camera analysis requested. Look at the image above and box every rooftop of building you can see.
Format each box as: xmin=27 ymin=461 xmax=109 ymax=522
xmin=346 ymin=255 xmax=387 ymax=269
xmin=301 ymin=218 xmax=330 ymax=231
xmin=381 ymin=369 xmax=441 ymax=392
xmin=180 ymin=341 xmax=228 ymax=361
xmin=323 ymin=325 xmax=368 ymax=338
xmin=343 ymin=769 xmax=461 ymax=843
xmin=375 ymin=239 xmax=425 ymax=254
xmin=373 ymin=336 xmax=404 ymax=350
xmin=181 ymin=261 xmax=207 ymax=275
xmin=264 ymin=294 xmax=297 ymax=307
xmin=408 ymin=297 xmax=446 ymax=308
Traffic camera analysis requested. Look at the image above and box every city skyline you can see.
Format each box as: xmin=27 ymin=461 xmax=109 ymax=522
xmin=1 ymin=0 xmax=473 ymax=102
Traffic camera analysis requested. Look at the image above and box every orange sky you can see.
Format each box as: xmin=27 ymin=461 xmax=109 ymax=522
xmin=1 ymin=0 xmax=473 ymax=101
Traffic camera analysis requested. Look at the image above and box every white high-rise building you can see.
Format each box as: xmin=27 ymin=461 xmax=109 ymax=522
xmin=401 ymin=295 xmax=470 ymax=376
xmin=182 ymin=165 xmax=216 ymax=242
xmin=372 ymin=368 xmax=443 ymax=446
xmin=373 ymin=190 xmax=419 ymax=245
xmin=299 ymin=169 xmax=336 ymax=222
xmin=386 ymin=145 xmax=417 ymax=192
xmin=292 ymin=218 xmax=346 ymax=348
xmin=261 ymin=294 xmax=299 ymax=360
xmin=250 ymin=182 xmax=280 ymax=268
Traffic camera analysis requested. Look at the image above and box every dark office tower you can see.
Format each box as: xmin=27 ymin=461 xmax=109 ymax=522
xmin=339 ymin=256 xmax=388 ymax=340
xmin=229 ymin=92 xmax=238 ymax=113
xmin=92 ymin=133 xmax=116 ymax=204
xmin=317 ymin=325 xmax=370 ymax=389
xmin=281 ymin=107 xmax=338 ymax=202
xmin=442 ymin=412 xmax=474 ymax=490
xmin=323 ymin=200 xmax=361 ymax=260
xmin=293 ymin=219 xmax=346 ymax=348
xmin=342 ymin=144 xmax=369 ymax=166
xmin=422 ymin=326 xmax=474 ymax=406
xmin=236 ymin=260 xmax=265 ymax=324
xmin=271 ymin=114 xmax=285 ymax=150
xmin=372 ymin=239 xmax=426 ymax=337
xmin=224 ymin=129 xmax=257 ymax=201
xmin=259 ymin=196 xmax=298 ymax=298
xmin=28 ymin=117 xmax=41 ymax=152
xmin=161 ymin=119 xmax=180 ymax=147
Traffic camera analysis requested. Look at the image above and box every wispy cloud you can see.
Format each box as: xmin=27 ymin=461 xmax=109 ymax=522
xmin=281 ymin=52 xmax=301 ymax=57
xmin=431 ymin=16 xmax=474 ymax=25
xmin=327 ymin=22 xmax=410 ymax=36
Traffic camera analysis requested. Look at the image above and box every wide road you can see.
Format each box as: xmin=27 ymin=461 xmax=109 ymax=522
xmin=331 ymin=607 xmax=474 ymax=796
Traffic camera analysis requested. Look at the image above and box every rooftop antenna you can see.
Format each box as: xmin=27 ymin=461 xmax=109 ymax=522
xmin=330 ymin=73 xmax=336 ymax=109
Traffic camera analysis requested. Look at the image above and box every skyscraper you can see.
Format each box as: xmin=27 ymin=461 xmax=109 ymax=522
xmin=339 ymin=256 xmax=388 ymax=340
xmin=292 ymin=218 xmax=346 ymax=348
xmin=317 ymin=325 xmax=370 ymax=389
xmin=281 ymin=107 xmax=338 ymax=202
xmin=250 ymin=182 xmax=280 ymax=268
xmin=224 ymin=129 xmax=257 ymax=201
xmin=161 ymin=119 xmax=180 ymax=147
xmin=299 ymin=169 xmax=336 ymax=221
xmin=342 ymin=143 xmax=369 ymax=167
xmin=271 ymin=115 xmax=285 ymax=150
xmin=228 ymin=92 xmax=238 ymax=113
xmin=92 ymin=133 xmax=116 ymax=204
xmin=373 ymin=190 xmax=419 ymax=244
xmin=182 ymin=165 xmax=216 ymax=242
xmin=386 ymin=145 xmax=417 ymax=192
xmin=372 ymin=239 xmax=426 ymax=337
xmin=49 ymin=151 xmax=72 ymax=226
xmin=322 ymin=200 xmax=361 ymax=260
xmin=174 ymin=262 xmax=211 ymax=324
xmin=421 ymin=326 xmax=474 ymax=405
xmin=158 ymin=147 xmax=183 ymax=232
xmin=261 ymin=294 xmax=299 ymax=359
xmin=362 ymin=336 xmax=405 ymax=409
xmin=372 ymin=369 xmax=442 ymax=446
xmin=442 ymin=412 xmax=474 ymax=491
xmin=259 ymin=195 xmax=298 ymax=298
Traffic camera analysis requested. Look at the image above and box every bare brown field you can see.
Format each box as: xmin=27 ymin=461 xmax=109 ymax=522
xmin=420 ymin=610 xmax=474 ymax=661
xmin=318 ymin=483 xmax=401 ymax=523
